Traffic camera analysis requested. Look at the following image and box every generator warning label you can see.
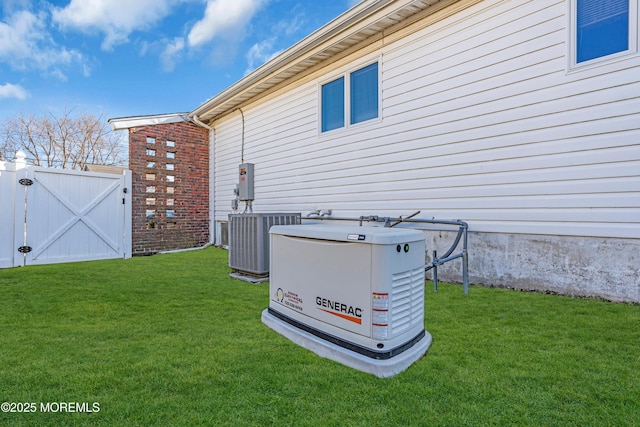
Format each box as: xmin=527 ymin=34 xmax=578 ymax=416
xmin=372 ymin=292 xmax=389 ymax=310
xmin=275 ymin=288 xmax=304 ymax=312
xmin=372 ymin=292 xmax=389 ymax=340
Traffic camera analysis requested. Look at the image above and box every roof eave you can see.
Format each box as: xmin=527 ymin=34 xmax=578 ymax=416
xmin=108 ymin=112 xmax=190 ymax=131
xmin=190 ymin=0 xmax=447 ymax=124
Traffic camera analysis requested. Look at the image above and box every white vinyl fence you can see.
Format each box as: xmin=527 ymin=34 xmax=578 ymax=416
xmin=0 ymin=152 xmax=131 ymax=268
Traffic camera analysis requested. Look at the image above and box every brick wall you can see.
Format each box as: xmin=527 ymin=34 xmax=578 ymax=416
xmin=128 ymin=121 xmax=209 ymax=254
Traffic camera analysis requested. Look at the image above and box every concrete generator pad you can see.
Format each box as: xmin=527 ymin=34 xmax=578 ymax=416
xmin=262 ymin=309 xmax=432 ymax=378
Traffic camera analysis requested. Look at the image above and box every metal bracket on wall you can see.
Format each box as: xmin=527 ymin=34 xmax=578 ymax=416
xmin=423 ymin=221 xmax=468 ymax=294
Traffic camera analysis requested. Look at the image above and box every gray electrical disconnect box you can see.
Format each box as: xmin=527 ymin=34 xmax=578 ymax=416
xmin=238 ymin=163 xmax=254 ymax=201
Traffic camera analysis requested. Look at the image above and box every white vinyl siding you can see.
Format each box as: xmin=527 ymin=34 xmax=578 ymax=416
xmin=213 ymin=0 xmax=640 ymax=239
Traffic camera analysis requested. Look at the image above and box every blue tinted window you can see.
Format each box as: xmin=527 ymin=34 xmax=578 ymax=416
xmin=321 ymin=77 xmax=344 ymax=132
xmin=350 ymin=62 xmax=379 ymax=124
xmin=577 ymin=0 xmax=629 ymax=62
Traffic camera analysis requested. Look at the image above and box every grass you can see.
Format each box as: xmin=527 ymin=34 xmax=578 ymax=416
xmin=0 ymin=247 xmax=638 ymax=426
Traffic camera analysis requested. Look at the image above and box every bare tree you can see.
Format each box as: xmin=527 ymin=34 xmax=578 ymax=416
xmin=0 ymin=123 xmax=17 ymax=162
xmin=0 ymin=108 xmax=126 ymax=169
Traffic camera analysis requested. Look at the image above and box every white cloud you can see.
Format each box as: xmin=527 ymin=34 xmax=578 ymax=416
xmin=1 ymin=0 xmax=30 ymax=14
xmin=188 ymin=0 xmax=265 ymax=47
xmin=0 ymin=10 xmax=46 ymax=67
xmin=52 ymin=0 xmax=176 ymax=51
xmin=241 ymin=11 xmax=311 ymax=75
xmin=0 ymin=9 xmax=84 ymax=78
xmin=160 ymin=37 xmax=185 ymax=72
xmin=273 ymin=13 xmax=304 ymax=38
xmin=245 ymin=38 xmax=282 ymax=75
xmin=0 ymin=83 xmax=29 ymax=100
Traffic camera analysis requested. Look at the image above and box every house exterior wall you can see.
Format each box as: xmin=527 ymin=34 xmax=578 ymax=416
xmin=210 ymin=0 xmax=640 ymax=301
xmin=129 ymin=121 xmax=209 ymax=254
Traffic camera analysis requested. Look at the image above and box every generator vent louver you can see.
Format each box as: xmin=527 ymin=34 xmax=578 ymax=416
xmin=391 ymin=266 xmax=425 ymax=336
xmin=228 ymin=213 xmax=301 ymax=276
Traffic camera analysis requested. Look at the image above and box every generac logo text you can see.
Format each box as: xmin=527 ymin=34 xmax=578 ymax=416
xmin=316 ymin=296 xmax=362 ymax=324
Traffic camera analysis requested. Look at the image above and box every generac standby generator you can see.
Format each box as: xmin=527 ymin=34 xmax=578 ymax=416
xmin=261 ymin=224 xmax=432 ymax=378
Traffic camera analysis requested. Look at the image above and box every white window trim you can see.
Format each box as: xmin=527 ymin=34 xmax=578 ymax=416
xmin=568 ymin=0 xmax=639 ymax=71
xmin=317 ymin=56 xmax=382 ymax=135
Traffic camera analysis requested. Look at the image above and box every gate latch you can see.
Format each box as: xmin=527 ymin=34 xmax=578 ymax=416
xmin=18 ymin=246 xmax=32 ymax=253
xmin=19 ymin=178 xmax=33 ymax=186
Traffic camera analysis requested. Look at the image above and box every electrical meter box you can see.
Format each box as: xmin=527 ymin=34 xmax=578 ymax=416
xmin=238 ymin=163 xmax=254 ymax=201
xmin=262 ymin=224 xmax=432 ymax=377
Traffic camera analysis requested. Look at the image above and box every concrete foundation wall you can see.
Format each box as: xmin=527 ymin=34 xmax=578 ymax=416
xmin=423 ymin=230 xmax=639 ymax=303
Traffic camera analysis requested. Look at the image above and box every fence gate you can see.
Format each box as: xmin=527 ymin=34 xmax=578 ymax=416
xmin=1 ymin=156 xmax=131 ymax=268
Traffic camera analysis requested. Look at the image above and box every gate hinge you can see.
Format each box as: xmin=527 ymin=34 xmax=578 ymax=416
xmin=19 ymin=178 xmax=33 ymax=186
xmin=18 ymin=246 xmax=32 ymax=253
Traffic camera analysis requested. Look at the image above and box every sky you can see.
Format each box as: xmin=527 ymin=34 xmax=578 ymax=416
xmin=0 ymin=0 xmax=358 ymax=122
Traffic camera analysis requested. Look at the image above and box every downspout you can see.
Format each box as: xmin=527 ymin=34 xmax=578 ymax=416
xmin=191 ymin=115 xmax=216 ymax=246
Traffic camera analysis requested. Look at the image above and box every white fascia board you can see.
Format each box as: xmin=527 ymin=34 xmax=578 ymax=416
xmin=108 ymin=113 xmax=190 ymax=130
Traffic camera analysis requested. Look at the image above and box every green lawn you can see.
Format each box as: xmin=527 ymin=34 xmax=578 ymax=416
xmin=0 ymin=247 xmax=638 ymax=426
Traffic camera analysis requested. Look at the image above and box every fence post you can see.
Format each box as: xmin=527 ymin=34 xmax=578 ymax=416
xmin=0 ymin=157 xmax=15 ymax=267
xmin=13 ymin=151 xmax=28 ymax=266
xmin=15 ymin=151 xmax=26 ymax=170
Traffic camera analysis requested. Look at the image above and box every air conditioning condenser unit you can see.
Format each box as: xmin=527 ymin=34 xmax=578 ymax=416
xmin=262 ymin=224 xmax=432 ymax=378
xmin=228 ymin=213 xmax=301 ymax=278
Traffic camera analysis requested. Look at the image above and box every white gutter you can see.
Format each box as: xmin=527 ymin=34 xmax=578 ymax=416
xmin=191 ymin=115 xmax=212 ymax=131
xmin=191 ymin=115 xmax=217 ymax=246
